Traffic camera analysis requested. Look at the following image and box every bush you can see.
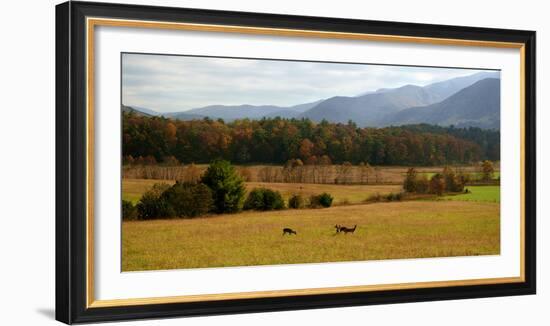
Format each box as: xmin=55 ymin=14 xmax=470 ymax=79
xmin=309 ymin=193 xmax=333 ymax=208
xmin=415 ymin=176 xmax=430 ymax=194
xmin=403 ymin=168 xmax=418 ymax=193
xmin=201 ymin=160 xmax=246 ymax=214
xmin=122 ymin=200 xmax=138 ymax=220
xmin=243 ymin=188 xmax=264 ymax=210
xmin=442 ymin=166 xmax=465 ymax=192
xmin=429 ymin=174 xmax=446 ymax=196
xmin=385 ymin=192 xmax=404 ymax=201
xmin=136 ymin=183 xmax=173 ymax=219
xmin=481 ymin=160 xmax=495 ymax=181
xmin=262 ymin=189 xmax=285 ymax=210
xmin=405 ymin=167 xmax=464 ymax=196
xmin=244 ymin=188 xmax=285 ymax=211
xmin=161 ymin=182 xmax=213 ymax=217
xmin=288 ymin=194 xmax=305 ymax=209
xmin=403 ymin=168 xmax=430 ymax=194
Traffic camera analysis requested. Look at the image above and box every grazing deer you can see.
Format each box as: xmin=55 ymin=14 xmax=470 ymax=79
xmin=283 ymin=227 xmax=297 ymax=235
xmin=339 ymin=225 xmax=357 ymax=234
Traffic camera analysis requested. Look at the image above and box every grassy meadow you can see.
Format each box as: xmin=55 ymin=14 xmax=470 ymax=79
xmin=122 ymin=178 xmax=176 ymax=204
xmin=122 ymin=178 xmax=401 ymax=205
xmin=442 ymin=186 xmax=500 ymax=203
xmin=122 ymin=200 xmax=500 ymax=271
xmin=122 ymin=175 xmax=500 ymax=271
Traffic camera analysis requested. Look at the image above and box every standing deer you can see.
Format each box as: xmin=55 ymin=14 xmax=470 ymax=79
xmin=339 ymin=225 xmax=357 ymax=234
xmin=283 ymin=227 xmax=297 ymax=235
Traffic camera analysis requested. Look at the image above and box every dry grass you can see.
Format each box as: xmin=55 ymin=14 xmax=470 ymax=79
xmin=121 ymin=178 xmax=175 ymax=203
xmin=122 ymin=201 xmax=500 ymax=271
xmin=122 ymin=178 xmax=401 ymax=205
xmin=244 ymin=182 xmax=401 ymax=204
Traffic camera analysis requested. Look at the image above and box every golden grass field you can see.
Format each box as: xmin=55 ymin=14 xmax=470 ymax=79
xmin=122 ymin=178 xmax=401 ymax=205
xmin=122 ymin=200 xmax=500 ymax=271
xmin=122 ymin=178 xmax=176 ymax=204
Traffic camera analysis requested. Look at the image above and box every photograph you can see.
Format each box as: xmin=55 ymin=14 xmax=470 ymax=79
xmin=51 ymin=1 xmax=537 ymax=324
xmin=120 ymin=53 xmax=501 ymax=272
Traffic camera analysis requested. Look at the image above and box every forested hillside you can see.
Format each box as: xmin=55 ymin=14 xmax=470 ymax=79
xmin=122 ymin=112 xmax=499 ymax=166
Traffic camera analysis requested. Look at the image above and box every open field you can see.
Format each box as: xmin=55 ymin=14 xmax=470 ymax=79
xmin=122 ymin=178 xmax=401 ymax=205
xmin=122 ymin=178 xmax=176 ymax=204
xmin=122 ymin=201 xmax=500 ymax=271
xmin=442 ymin=186 xmax=500 ymax=203
xmin=246 ymin=182 xmax=402 ymax=204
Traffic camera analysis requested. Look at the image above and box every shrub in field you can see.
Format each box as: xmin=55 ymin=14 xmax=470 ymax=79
xmin=122 ymin=200 xmax=138 ymax=220
xmin=415 ymin=176 xmax=430 ymax=193
xmin=244 ymin=188 xmax=285 ymax=211
xmin=309 ymin=193 xmax=333 ymax=208
xmin=201 ymin=160 xmax=246 ymax=214
xmin=481 ymin=160 xmax=495 ymax=181
xmin=385 ymin=192 xmax=404 ymax=201
xmin=262 ymin=189 xmax=285 ymax=210
xmin=404 ymin=167 xmax=464 ymax=196
xmin=429 ymin=174 xmax=446 ymax=196
xmin=161 ymin=182 xmax=213 ymax=217
xmin=403 ymin=167 xmax=430 ymax=194
xmin=403 ymin=168 xmax=418 ymax=193
xmin=288 ymin=194 xmax=305 ymax=209
xmin=442 ymin=166 xmax=465 ymax=192
xmin=136 ymin=183 xmax=173 ymax=219
xmin=243 ymin=188 xmax=264 ymax=210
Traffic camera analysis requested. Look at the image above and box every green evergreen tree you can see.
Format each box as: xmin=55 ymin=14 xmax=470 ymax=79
xmin=201 ymin=160 xmax=245 ymax=213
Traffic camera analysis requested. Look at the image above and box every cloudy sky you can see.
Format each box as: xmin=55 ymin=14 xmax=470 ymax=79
xmin=122 ymin=53 xmax=490 ymax=113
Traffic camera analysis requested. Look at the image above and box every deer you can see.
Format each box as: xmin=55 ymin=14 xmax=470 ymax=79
xmin=283 ymin=227 xmax=297 ymax=235
xmin=339 ymin=225 xmax=357 ymax=234
xmin=334 ymin=225 xmax=342 ymax=233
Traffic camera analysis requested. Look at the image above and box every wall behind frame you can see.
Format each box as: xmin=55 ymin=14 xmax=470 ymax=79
xmin=0 ymin=0 xmax=546 ymax=325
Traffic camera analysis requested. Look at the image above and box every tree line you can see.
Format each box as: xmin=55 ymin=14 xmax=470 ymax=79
xmin=122 ymin=112 xmax=499 ymax=166
xmin=401 ymin=161 xmax=495 ymax=196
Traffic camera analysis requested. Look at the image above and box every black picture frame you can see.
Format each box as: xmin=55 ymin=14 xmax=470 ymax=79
xmin=56 ymin=1 xmax=536 ymax=324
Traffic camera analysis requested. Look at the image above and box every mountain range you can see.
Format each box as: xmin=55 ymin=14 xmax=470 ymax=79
xmin=383 ymin=78 xmax=500 ymax=129
xmin=123 ymin=71 xmax=500 ymax=129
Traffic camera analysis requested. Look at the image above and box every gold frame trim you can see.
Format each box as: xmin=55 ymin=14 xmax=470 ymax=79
xmin=85 ymin=17 xmax=527 ymax=309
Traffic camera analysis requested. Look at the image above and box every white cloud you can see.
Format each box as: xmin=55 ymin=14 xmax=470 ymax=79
xmin=122 ymin=53 xmax=491 ymax=113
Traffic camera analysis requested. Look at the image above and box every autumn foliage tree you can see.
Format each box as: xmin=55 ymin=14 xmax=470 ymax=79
xmin=122 ymin=112 xmax=497 ymax=166
xmin=481 ymin=160 xmax=495 ymax=181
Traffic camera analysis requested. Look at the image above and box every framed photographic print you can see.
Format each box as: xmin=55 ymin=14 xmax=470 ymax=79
xmin=55 ymin=1 xmax=536 ymax=324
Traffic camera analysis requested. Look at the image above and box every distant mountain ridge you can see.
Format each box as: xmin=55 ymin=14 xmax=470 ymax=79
xmin=300 ymin=71 xmax=499 ymax=126
xmin=383 ymin=78 xmax=500 ymax=129
xmin=300 ymin=84 xmax=440 ymax=126
xmin=122 ymin=105 xmax=155 ymax=117
xmin=123 ymin=70 xmax=500 ymax=129
xmin=179 ymin=99 xmax=324 ymax=121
